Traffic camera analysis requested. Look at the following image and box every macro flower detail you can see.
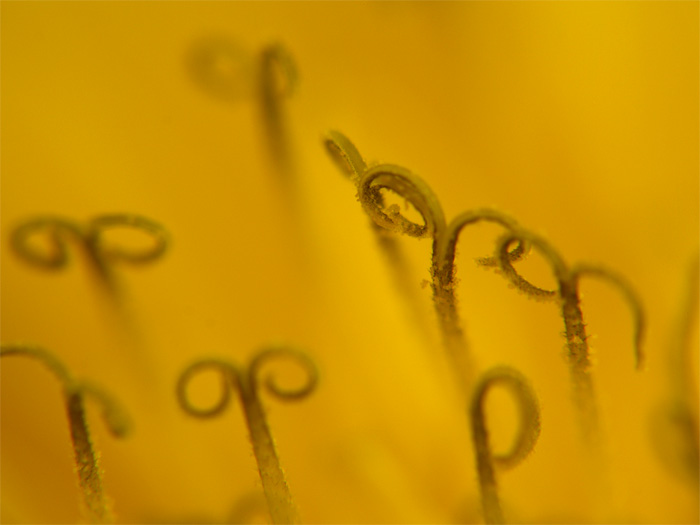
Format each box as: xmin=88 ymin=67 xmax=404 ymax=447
xmin=2 ymin=3 xmax=697 ymax=524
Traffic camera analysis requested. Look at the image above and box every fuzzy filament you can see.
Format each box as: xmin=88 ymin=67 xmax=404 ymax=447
xmin=176 ymin=347 xmax=318 ymax=524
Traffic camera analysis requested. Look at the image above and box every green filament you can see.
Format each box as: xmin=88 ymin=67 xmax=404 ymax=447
xmin=494 ymin=228 xmax=645 ymax=445
xmin=470 ymin=366 xmax=541 ymax=525
xmin=11 ymin=214 xmax=169 ymax=293
xmin=325 ymin=131 xmax=525 ymax=392
xmin=176 ymin=346 xmax=318 ymax=525
xmin=0 ymin=344 xmax=131 ymax=523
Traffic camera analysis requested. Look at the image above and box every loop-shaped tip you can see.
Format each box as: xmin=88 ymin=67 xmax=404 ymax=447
xmin=323 ymin=130 xmax=368 ymax=180
xmin=10 ymin=217 xmax=84 ymax=270
xmin=571 ymin=263 xmax=647 ymax=370
xmin=0 ymin=344 xmax=133 ymax=437
xmin=78 ymin=381 xmax=134 ymax=438
xmin=1 ymin=344 xmax=128 ymax=523
xmin=358 ymin=164 xmax=446 ymax=240
xmin=471 ymin=366 xmax=541 ymax=471
xmin=435 ymin=208 xmax=529 ymax=284
xmin=176 ymin=359 xmax=237 ymax=418
xmin=248 ymin=347 xmax=319 ymax=401
xmin=87 ymin=214 xmax=169 ymax=265
xmin=494 ymin=229 xmax=564 ymax=302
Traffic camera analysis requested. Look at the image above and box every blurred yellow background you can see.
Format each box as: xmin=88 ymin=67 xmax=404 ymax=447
xmin=1 ymin=1 xmax=697 ymax=524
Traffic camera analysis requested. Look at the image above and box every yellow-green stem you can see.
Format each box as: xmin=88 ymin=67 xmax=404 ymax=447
xmin=66 ymin=392 xmax=113 ymax=523
xmin=470 ymin=367 xmax=541 ymax=525
xmin=238 ymin=374 xmax=300 ymax=524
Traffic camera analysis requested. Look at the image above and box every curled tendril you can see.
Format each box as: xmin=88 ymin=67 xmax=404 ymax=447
xmin=495 ymin=228 xmax=645 ymax=447
xmin=1 ymin=344 xmax=131 ymax=523
xmin=495 ymin=229 xmax=645 ymax=368
xmin=571 ymin=263 xmax=646 ymax=370
xmin=87 ymin=214 xmax=169 ymax=264
xmin=495 ymin=230 xmax=561 ymax=301
xmin=75 ymin=380 xmax=133 ymax=438
xmin=11 ymin=214 xmax=169 ymax=277
xmin=326 ymin=131 xmax=540 ymax=393
xmin=324 ymin=130 xmax=368 ymax=180
xmin=358 ymin=164 xmax=446 ymax=240
xmin=470 ymin=366 xmax=541 ymax=525
xmin=176 ymin=349 xmax=318 ymax=417
xmin=10 ymin=217 xmax=84 ymax=269
xmin=436 ymin=208 xmax=529 ymax=287
xmin=476 ymin=367 xmax=541 ymax=470
xmin=0 ymin=345 xmax=133 ymax=437
xmin=248 ymin=347 xmax=319 ymax=401
xmin=176 ymin=346 xmax=318 ymax=525
xmin=176 ymin=359 xmax=235 ymax=419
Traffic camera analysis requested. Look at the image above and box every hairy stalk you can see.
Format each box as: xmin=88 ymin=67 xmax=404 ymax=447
xmin=0 ymin=345 xmax=131 ymax=523
xmin=325 ymin=131 xmax=525 ymax=392
xmin=433 ymin=210 xmax=528 ymax=390
xmin=470 ymin=366 xmax=541 ymax=525
xmin=11 ymin=214 xmax=169 ymax=295
xmin=176 ymin=346 xmax=318 ymax=524
xmin=324 ymin=131 xmax=435 ymax=348
xmin=494 ymin=228 xmax=645 ymax=446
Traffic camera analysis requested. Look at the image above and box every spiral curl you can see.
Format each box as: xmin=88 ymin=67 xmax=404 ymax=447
xmin=176 ymin=348 xmax=318 ymax=418
xmin=495 ymin=229 xmax=645 ymax=366
xmin=248 ymin=347 xmax=319 ymax=401
xmin=324 ymin=130 xmax=368 ymax=180
xmin=176 ymin=347 xmax=317 ymax=525
xmin=11 ymin=214 xmax=169 ymax=272
xmin=471 ymin=366 xmax=541 ymax=470
xmin=11 ymin=217 xmax=84 ymax=269
xmin=470 ymin=366 xmax=541 ymax=525
xmin=358 ymin=164 xmax=446 ymax=240
xmin=435 ymin=208 xmax=528 ymax=287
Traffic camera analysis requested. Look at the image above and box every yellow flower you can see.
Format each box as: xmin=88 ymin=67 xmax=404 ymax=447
xmin=1 ymin=2 xmax=697 ymax=523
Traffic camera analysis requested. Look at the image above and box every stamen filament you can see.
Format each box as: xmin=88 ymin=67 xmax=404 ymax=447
xmin=494 ymin=228 xmax=645 ymax=446
xmin=1 ymin=345 xmax=131 ymax=523
xmin=176 ymin=347 xmax=318 ymax=524
xmin=470 ymin=366 xmax=541 ymax=525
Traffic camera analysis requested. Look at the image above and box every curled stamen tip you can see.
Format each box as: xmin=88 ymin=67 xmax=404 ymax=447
xmin=472 ymin=366 xmax=541 ymax=470
xmin=323 ymin=130 xmax=367 ymax=180
xmin=89 ymin=214 xmax=170 ymax=265
xmin=103 ymin=412 xmax=132 ymax=438
xmin=97 ymin=399 xmax=133 ymax=438
xmin=250 ymin=347 xmax=319 ymax=401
